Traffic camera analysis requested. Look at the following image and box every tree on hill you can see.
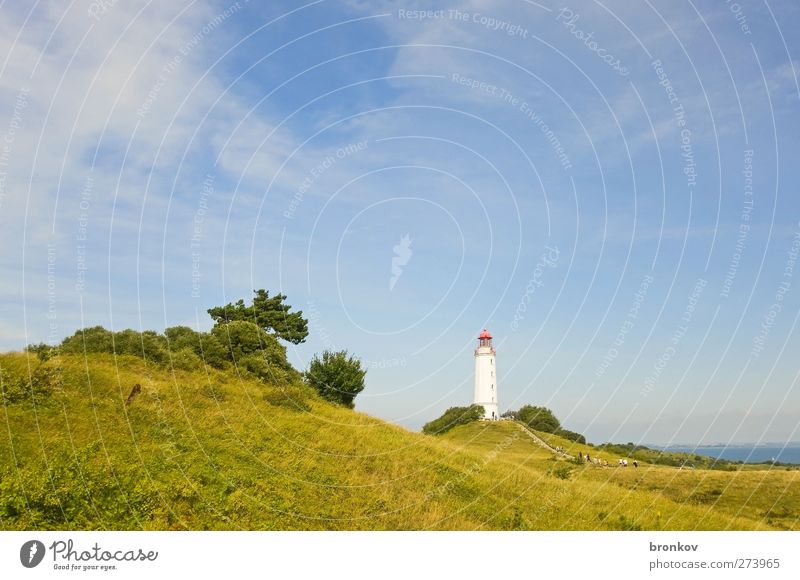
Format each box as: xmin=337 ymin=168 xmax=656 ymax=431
xmin=422 ymin=404 xmax=485 ymax=435
xmin=556 ymin=428 xmax=586 ymax=445
xmin=304 ymin=350 xmax=366 ymax=408
xmin=509 ymin=405 xmax=587 ymax=444
xmin=517 ymin=405 xmax=561 ymax=433
xmin=208 ymin=289 xmax=309 ymax=344
xmin=212 ymin=320 xmax=299 ymax=383
xmin=55 ymin=322 xmax=299 ymax=382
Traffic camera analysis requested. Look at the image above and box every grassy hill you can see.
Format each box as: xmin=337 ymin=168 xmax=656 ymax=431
xmin=1 ymin=351 xmax=797 ymax=530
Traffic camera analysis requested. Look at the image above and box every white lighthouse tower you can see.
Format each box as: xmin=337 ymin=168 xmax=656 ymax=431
xmin=474 ymin=329 xmax=498 ymax=420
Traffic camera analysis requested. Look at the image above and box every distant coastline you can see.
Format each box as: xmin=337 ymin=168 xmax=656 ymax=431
xmin=648 ymin=443 xmax=800 ymax=464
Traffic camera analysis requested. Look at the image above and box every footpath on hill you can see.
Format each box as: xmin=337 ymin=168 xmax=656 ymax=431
xmin=512 ymin=421 xmax=574 ymax=460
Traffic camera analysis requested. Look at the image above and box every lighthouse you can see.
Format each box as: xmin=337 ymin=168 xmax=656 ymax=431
xmin=474 ymin=329 xmax=498 ymax=420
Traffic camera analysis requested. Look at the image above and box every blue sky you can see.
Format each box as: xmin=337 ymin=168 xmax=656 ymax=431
xmin=1 ymin=0 xmax=799 ymax=444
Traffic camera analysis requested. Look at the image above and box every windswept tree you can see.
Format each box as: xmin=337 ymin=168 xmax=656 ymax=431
xmin=208 ymin=289 xmax=309 ymax=344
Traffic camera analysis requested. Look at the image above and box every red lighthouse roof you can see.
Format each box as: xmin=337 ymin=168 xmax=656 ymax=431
xmin=478 ymin=329 xmax=492 ymax=340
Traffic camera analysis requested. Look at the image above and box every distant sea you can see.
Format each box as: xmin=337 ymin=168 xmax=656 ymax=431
xmin=652 ymin=444 xmax=800 ymax=464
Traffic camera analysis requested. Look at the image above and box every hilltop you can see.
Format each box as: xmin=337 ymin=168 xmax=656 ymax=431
xmin=1 ymin=351 xmax=797 ymax=530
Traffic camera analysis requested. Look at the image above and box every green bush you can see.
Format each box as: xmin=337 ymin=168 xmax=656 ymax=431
xmin=170 ymin=348 xmax=204 ymax=371
xmin=212 ymin=321 xmax=287 ymax=364
xmin=0 ymin=360 xmax=58 ymax=404
xmin=60 ymin=326 xmax=114 ymax=355
xmin=556 ymin=428 xmax=586 ymax=444
xmin=549 ymin=464 xmax=573 ymax=480
xmin=54 ymin=320 xmax=301 ymax=381
xmin=165 ymin=326 xmax=202 ymax=351
xmin=112 ymin=329 xmax=169 ymax=364
xmin=509 ymin=405 xmax=587 ymax=444
xmin=422 ymin=404 xmax=485 ymax=435
xmin=195 ymin=333 xmax=229 ymax=369
xmin=304 ymin=350 xmax=366 ymax=408
xmin=517 ymin=405 xmax=561 ymax=433
xmin=25 ymin=342 xmax=58 ymax=361
xmin=59 ymin=327 xmax=169 ymax=364
xmin=165 ymin=326 xmax=228 ymax=369
xmin=238 ymin=352 xmax=299 ymax=385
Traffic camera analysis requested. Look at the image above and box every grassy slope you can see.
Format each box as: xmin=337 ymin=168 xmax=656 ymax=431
xmin=0 ymin=352 xmax=796 ymax=530
xmin=518 ymin=427 xmax=800 ymax=530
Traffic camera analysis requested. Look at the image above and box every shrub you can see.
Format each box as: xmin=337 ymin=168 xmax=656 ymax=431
xmin=59 ymin=327 xmax=169 ymax=364
xmin=556 ymin=428 xmax=587 ymax=444
xmin=422 ymin=404 xmax=485 ymax=435
xmin=113 ymin=329 xmax=169 ymax=364
xmin=60 ymin=326 xmax=114 ymax=355
xmin=25 ymin=342 xmax=57 ymax=361
xmin=166 ymin=326 xmax=228 ymax=369
xmin=304 ymin=350 xmax=366 ymax=408
xmin=165 ymin=326 xmax=202 ymax=352
xmin=517 ymin=405 xmax=561 ymax=433
xmin=195 ymin=333 xmax=229 ymax=369
xmin=238 ymin=352 xmax=299 ymax=385
xmin=212 ymin=321 xmax=288 ymax=365
xmin=0 ymin=360 xmax=58 ymax=404
xmin=170 ymin=348 xmax=204 ymax=372
xmin=549 ymin=464 xmax=573 ymax=480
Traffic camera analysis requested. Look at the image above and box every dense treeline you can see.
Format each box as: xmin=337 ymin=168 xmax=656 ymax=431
xmin=29 ymin=321 xmax=299 ymax=386
xmin=422 ymin=405 xmax=485 ymax=435
xmin=423 ymin=403 xmax=587 ymax=443
xmin=23 ymin=289 xmax=365 ymax=407
xmin=503 ymin=405 xmax=586 ymax=444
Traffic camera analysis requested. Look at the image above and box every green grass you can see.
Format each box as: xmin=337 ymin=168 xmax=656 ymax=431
xmin=0 ymin=352 xmax=796 ymax=530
